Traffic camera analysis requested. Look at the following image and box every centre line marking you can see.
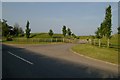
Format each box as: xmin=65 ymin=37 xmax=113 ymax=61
xmin=8 ymin=51 xmax=34 ymax=65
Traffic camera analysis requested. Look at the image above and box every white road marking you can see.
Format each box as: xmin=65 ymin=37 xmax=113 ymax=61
xmin=8 ymin=51 xmax=34 ymax=65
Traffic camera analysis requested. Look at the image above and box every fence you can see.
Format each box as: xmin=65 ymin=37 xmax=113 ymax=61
xmin=88 ymin=39 xmax=119 ymax=49
xmin=13 ymin=38 xmax=74 ymax=43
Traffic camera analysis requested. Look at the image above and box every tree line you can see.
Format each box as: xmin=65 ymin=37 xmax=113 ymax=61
xmin=48 ymin=25 xmax=77 ymax=38
xmin=1 ymin=19 xmax=31 ymax=40
xmin=1 ymin=19 xmax=77 ymax=41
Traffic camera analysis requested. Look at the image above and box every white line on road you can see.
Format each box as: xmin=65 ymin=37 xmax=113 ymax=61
xmin=8 ymin=51 xmax=34 ymax=65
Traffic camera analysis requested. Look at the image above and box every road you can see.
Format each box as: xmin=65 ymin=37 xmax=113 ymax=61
xmin=2 ymin=43 xmax=118 ymax=78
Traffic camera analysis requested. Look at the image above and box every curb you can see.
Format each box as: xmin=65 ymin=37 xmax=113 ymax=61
xmin=70 ymin=48 xmax=118 ymax=66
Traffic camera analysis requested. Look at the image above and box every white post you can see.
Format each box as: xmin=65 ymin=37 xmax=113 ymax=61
xmin=99 ymin=39 xmax=101 ymax=47
xmin=94 ymin=39 xmax=95 ymax=45
xmin=107 ymin=39 xmax=109 ymax=48
xmin=51 ymin=38 xmax=52 ymax=42
xmin=89 ymin=39 xmax=91 ymax=44
xmin=56 ymin=38 xmax=57 ymax=42
xmin=63 ymin=38 xmax=64 ymax=42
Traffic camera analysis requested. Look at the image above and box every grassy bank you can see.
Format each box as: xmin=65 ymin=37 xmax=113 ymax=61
xmin=2 ymin=32 xmax=76 ymax=44
xmin=72 ymin=44 xmax=118 ymax=64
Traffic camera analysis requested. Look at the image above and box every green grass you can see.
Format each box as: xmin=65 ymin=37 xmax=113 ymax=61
xmin=2 ymin=32 xmax=76 ymax=44
xmin=88 ymin=34 xmax=119 ymax=49
xmin=98 ymin=34 xmax=119 ymax=45
xmin=30 ymin=33 xmax=64 ymax=38
xmin=72 ymin=44 xmax=118 ymax=64
xmin=27 ymin=33 xmax=76 ymax=39
xmin=79 ymin=36 xmax=90 ymax=39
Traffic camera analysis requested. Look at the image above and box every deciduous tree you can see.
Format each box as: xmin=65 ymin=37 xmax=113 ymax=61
xmin=2 ymin=19 xmax=9 ymax=37
xmin=67 ymin=28 xmax=72 ymax=36
xmin=48 ymin=29 xmax=54 ymax=37
xmin=25 ymin=21 xmax=31 ymax=38
xmin=105 ymin=5 xmax=112 ymax=48
xmin=62 ymin=25 xmax=67 ymax=37
xmin=118 ymin=26 xmax=120 ymax=34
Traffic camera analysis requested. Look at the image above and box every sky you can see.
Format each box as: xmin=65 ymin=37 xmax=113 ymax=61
xmin=118 ymin=2 xmax=120 ymax=26
xmin=0 ymin=1 xmax=2 ymax=19
xmin=2 ymin=2 xmax=118 ymax=36
xmin=1 ymin=0 xmax=119 ymax=2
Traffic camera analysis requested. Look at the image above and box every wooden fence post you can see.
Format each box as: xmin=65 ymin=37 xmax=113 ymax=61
xmin=56 ymin=38 xmax=57 ymax=42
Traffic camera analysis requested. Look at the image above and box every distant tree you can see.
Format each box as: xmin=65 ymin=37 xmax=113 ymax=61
xmin=67 ymin=28 xmax=72 ymax=36
xmin=72 ymin=33 xmax=76 ymax=38
xmin=8 ymin=26 xmax=14 ymax=35
xmin=0 ymin=20 xmax=2 ymax=39
xmin=118 ymin=26 xmax=120 ymax=34
xmin=48 ymin=29 xmax=54 ymax=37
xmin=0 ymin=19 xmax=1 ymax=27
xmin=19 ymin=27 xmax=24 ymax=36
xmin=13 ymin=23 xmax=24 ymax=37
xmin=62 ymin=25 xmax=67 ymax=37
xmin=2 ymin=19 xmax=9 ymax=37
xmin=25 ymin=21 xmax=31 ymax=38
xmin=13 ymin=23 xmax=19 ymax=36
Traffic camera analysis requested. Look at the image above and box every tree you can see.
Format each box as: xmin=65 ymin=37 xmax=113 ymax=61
xmin=0 ymin=19 xmax=1 ymax=29
xmin=0 ymin=19 xmax=2 ymax=34
xmin=95 ymin=27 xmax=102 ymax=47
xmin=13 ymin=23 xmax=19 ymax=36
xmin=105 ymin=5 xmax=112 ymax=48
xmin=62 ymin=25 xmax=67 ymax=37
xmin=118 ymin=26 xmax=120 ymax=34
xmin=67 ymin=28 xmax=72 ymax=36
xmin=48 ymin=29 xmax=54 ymax=37
xmin=2 ymin=19 xmax=9 ymax=37
xmin=25 ymin=21 xmax=31 ymax=38
xmin=72 ymin=33 xmax=76 ymax=38
xmin=95 ymin=5 xmax=112 ymax=48
xmin=13 ymin=23 xmax=24 ymax=37
xmin=19 ymin=27 xmax=24 ymax=36
xmin=100 ymin=20 xmax=107 ymax=37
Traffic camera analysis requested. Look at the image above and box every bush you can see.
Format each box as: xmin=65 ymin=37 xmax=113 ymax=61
xmin=18 ymin=34 xmax=24 ymax=37
xmin=77 ymin=37 xmax=79 ymax=39
xmin=6 ymin=37 xmax=13 ymax=41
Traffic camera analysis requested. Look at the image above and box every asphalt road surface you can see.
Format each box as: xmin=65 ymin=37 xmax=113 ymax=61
xmin=2 ymin=43 xmax=118 ymax=78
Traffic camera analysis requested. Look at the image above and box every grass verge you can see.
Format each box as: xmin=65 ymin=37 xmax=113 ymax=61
xmin=72 ymin=44 xmax=118 ymax=64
